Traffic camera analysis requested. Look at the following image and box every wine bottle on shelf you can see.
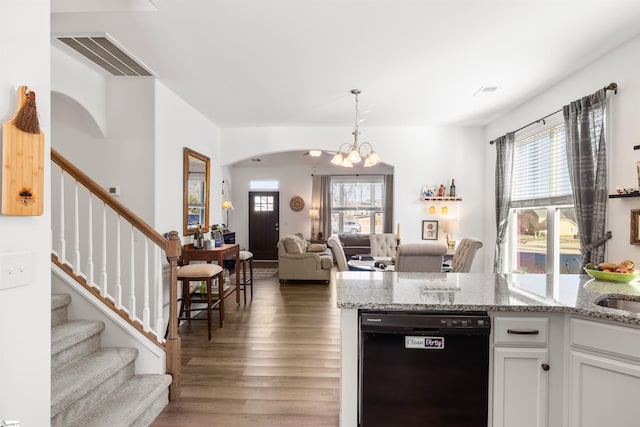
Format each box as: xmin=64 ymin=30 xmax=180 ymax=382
xmin=449 ymin=179 xmax=456 ymax=197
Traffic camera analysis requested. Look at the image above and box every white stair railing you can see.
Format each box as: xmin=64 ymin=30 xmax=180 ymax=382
xmin=51 ymin=149 xmax=182 ymax=400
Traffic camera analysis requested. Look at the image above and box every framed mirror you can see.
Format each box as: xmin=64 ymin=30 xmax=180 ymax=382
xmin=183 ymin=147 xmax=210 ymax=236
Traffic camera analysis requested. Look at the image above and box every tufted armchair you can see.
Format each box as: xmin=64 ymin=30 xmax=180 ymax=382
xmin=395 ymin=242 xmax=448 ymax=272
xmin=369 ymin=233 xmax=398 ymax=257
xmin=450 ymin=238 xmax=483 ymax=272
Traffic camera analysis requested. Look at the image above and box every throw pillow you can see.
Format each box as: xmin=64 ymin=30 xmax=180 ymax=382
xmin=282 ymin=236 xmax=302 ymax=254
xmin=307 ymin=243 xmax=327 ymax=252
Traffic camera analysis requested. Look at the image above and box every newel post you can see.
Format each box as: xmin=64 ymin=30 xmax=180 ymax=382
xmin=165 ymin=230 xmax=182 ymax=400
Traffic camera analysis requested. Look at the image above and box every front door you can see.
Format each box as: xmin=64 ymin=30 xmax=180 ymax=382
xmin=248 ymin=191 xmax=279 ymax=260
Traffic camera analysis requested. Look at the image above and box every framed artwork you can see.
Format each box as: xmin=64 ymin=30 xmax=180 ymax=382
xmin=631 ymin=210 xmax=640 ymax=245
xmin=422 ymin=220 xmax=439 ymax=240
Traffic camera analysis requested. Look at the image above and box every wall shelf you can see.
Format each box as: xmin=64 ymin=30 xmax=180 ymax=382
xmin=422 ymin=197 xmax=463 ymax=201
xmin=608 ymin=192 xmax=640 ymax=198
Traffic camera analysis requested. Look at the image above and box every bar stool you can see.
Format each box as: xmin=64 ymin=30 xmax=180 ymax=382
xmin=238 ymin=250 xmax=254 ymax=304
xmin=177 ymin=263 xmax=224 ymax=340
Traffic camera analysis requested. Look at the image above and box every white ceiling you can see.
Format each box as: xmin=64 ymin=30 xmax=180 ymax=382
xmin=52 ymin=0 xmax=640 ymax=129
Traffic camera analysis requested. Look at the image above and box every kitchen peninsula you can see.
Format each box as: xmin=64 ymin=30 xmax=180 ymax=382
xmin=337 ymin=272 xmax=640 ymax=427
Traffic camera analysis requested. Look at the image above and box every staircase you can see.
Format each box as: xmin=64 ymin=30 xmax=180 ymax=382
xmin=51 ymin=293 xmax=172 ymax=427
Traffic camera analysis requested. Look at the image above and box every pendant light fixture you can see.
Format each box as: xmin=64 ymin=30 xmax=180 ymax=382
xmin=331 ymin=89 xmax=381 ymax=168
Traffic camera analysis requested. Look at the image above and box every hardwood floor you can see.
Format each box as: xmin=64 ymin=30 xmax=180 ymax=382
xmin=151 ymin=270 xmax=340 ymax=427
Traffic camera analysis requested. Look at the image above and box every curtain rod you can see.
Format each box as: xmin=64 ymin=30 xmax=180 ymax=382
xmin=489 ymin=82 xmax=618 ymax=144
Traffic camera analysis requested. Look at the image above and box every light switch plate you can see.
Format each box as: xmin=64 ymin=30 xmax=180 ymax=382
xmin=0 ymin=251 xmax=33 ymax=290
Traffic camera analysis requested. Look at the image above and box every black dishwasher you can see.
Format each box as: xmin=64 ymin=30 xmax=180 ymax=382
xmin=359 ymin=311 xmax=491 ymax=427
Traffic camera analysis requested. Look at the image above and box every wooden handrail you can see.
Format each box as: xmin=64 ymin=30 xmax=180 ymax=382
xmin=51 ymin=148 xmax=181 ymax=399
xmin=51 ymin=148 xmax=170 ymax=250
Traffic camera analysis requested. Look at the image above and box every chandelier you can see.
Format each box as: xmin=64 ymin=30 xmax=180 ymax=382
xmin=330 ymin=89 xmax=381 ymax=168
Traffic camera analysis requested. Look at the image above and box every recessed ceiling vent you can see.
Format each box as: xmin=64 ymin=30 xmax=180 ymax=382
xmin=56 ymin=35 xmax=153 ymax=77
xmin=473 ymin=86 xmax=499 ymax=97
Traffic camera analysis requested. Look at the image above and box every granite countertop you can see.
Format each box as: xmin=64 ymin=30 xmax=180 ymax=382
xmin=336 ymin=272 xmax=640 ymax=325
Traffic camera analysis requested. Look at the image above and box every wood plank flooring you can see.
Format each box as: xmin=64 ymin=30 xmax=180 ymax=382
xmin=151 ymin=270 xmax=340 ymax=427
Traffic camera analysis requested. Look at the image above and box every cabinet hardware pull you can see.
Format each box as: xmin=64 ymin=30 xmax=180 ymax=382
xmin=507 ymin=329 xmax=540 ymax=335
xmin=541 ymin=363 xmax=550 ymax=371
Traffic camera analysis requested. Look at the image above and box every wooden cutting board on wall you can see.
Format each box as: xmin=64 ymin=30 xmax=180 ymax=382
xmin=2 ymin=85 xmax=44 ymax=216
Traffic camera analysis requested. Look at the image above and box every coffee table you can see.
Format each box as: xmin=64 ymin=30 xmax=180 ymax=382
xmin=347 ymin=256 xmax=394 ymax=272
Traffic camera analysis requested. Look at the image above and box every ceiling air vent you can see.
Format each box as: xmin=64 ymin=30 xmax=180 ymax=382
xmin=56 ymin=35 xmax=152 ymax=77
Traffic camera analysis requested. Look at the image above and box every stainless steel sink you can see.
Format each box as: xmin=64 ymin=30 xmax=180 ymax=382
xmin=595 ymin=296 xmax=640 ymax=312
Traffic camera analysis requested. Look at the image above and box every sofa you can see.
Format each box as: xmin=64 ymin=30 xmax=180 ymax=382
xmin=277 ymin=234 xmax=333 ymax=283
xmin=338 ymin=233 xmax=371 ymax=258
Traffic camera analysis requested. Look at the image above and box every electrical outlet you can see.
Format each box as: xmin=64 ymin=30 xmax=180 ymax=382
xmin=0 ymin=251 xmax=33 ymax=290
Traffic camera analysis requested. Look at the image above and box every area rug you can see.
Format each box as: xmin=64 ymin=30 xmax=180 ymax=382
xmin=229 ymin=267 xmax=278 ymax=284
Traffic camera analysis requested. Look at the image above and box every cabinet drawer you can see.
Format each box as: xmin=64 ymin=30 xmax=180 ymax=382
xmin=493 ymin=316 xmax=549 ymax=345
xmin=571 ymin=318 xmax=640 ymax=360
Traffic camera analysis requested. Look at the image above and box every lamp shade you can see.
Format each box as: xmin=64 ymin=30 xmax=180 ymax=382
xmin=222 ymin=200 xmax=234 ymax=210
xmin=308 ymin=208 xmax=320 ymax=219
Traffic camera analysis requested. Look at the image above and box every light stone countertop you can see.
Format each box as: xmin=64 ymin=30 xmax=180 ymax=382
xmin=336 ymin=272 xmax=640 ymax=325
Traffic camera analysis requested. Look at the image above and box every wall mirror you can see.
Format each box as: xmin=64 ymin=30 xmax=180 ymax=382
xmin=183 ymin=147 xmax=210 ymax=236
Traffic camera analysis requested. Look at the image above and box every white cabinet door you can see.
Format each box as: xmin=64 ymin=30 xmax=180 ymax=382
xmin=493 ymin=347 xmax=549 ymax=427
xmin=569 ymin=350 xmax=640 ymax=427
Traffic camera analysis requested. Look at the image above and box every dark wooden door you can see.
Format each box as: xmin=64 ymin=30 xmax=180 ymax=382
xmin=248 ymin=191 xmax=280 ymax=260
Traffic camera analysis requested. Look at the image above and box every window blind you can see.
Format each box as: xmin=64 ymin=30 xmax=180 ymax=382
xmin=511 ymin=124 xmax=573 ymax=208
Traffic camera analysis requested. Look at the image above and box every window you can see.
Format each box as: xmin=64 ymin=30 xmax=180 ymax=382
xmin=507 ymin=123 xmax=581 ymax=274
xmin=254 ymin=195 xmax=274 ymax=212
xmin=330 ymin=175 xmax=385 ymax=235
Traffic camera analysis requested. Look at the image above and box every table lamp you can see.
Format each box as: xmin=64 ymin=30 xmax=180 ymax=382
xmin=308 ymin=208 xmax=320 ymax=239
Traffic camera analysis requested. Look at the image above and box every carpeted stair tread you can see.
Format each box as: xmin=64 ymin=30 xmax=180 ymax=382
xmin=70 ymin=374 xmax=173 ymax=427
xmin=51 ymin=347 xmax=138 ymax=417
xmin=52 ymin=293 xmax=71 ymax=311
xmin=51 ymin=293 xmax=72 ymax=327
xmin=51 ymin=319 xmax=104 ymax=356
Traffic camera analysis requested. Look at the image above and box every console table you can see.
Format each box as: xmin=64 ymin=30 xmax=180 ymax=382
xmin=181 ymin=243 xmax=241 ymax=305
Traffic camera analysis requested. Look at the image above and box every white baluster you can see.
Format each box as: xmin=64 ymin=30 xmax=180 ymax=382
xmin=86 ymin=195 xmax=94 ymax=287
xmin=73 ymin=180 xmax=80 ymax=274
xmin=100 ymin=202 xmax=108 ymax=298
xmin=155 ymin=246 xmax=164 ymax=341
xmin=59 ymin=170 xmax=66 ymax=263
xmin=129 ymin=224 xmax=136 ymax=320
xmin=142 ymin=237 xmax=150 ymax=331
xmin=115 ymin=216 xmax=122 ymax=309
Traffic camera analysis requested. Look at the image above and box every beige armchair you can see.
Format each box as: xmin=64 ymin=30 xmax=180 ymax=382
xmin=277 ymin=234 xmax=333 ymax=283
xmin=395 ymin=242 xmax=448 ymax=272
xmin=369 ymin=233 xmax=398 ymax=257
xmin=450 ymin=238 xmax=483 ymax=272
xmin=327 ymin=235 xmax=348 ymax=272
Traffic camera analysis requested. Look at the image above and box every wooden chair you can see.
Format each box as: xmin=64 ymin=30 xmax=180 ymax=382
xmin=238 ymin=250 xmax=254 ymax=304
xmin=177 ymin=262 xmax=224 ymax=340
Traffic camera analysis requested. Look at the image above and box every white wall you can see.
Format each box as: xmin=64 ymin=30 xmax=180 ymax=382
xmin=154 ymin=81 xmax=222 ymax=238
xmin=483 ymin=33 xmax=640 ymax=272
xmin=53 ymin=77 xmax=156 ymax=222
xmin=0 ymin=1 xmax=51 ymax=425
xmin=231 ymin=164 xmax=314 ymax=248
xmin=223 ymin=126 xmax=487 ymax=270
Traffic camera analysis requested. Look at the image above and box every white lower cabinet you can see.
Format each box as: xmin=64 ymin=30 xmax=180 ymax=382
xmin=492 ymin=316 xmax=551 ymax=427
xmin=568 ymin=318 xmax=640 ymax=427
xmin=493 ymin=347 xmax=549 ymax=427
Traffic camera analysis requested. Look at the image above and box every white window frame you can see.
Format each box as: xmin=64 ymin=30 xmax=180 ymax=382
xmin=330 ymin=175 xmax=385 ymax=235
xmin=506 ymin=117 xmax=580 ymax=275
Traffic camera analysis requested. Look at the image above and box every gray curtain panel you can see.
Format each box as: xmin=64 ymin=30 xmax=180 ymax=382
xmin=311 ymin=174 xmax=331 ymax=238
xmin=384 ymin=174 xmax=394 ymax=233
xmin=493 ymin=132 xmax=515 ymax=273
xmin=563 ymin=88 xmax=610 ymax=267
